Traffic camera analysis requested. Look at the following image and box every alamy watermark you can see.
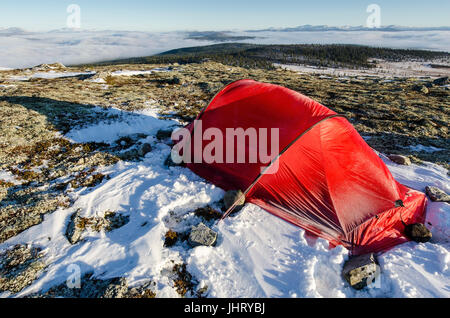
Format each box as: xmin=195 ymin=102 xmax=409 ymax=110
xmin=66 ymin=4 xmax=81 ymax=29
xmin=171 ymin=120 xmax=280 ymax=174
xmin=366 ymin=4 xmax=381 ymax=28
xmin=66 ymin=264 xmax=81 ymax=289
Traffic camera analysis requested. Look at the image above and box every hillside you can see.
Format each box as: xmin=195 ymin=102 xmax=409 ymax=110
xmin=88 ymin=43 xmax=450 ymax=70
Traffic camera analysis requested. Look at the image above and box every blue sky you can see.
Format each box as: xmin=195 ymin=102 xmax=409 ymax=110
xmin=1 ymin=0 xmax=449 ymax=31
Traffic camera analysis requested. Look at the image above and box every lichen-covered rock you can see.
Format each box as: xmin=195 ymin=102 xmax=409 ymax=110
xmin=0 ymin=186 xmax=70 ymax=243
xmin=0 ymin=244 xmax=46 ymax=294
xmin=413 ymin=85 xmax=429 ymax=94
xmin=101 ymin=277 xmax=128 ymax=298
xmin=31 ymin=273 xmax=156 ymax=298
xmin=425 ymin=186 xmax=450 ymax=202
xmin=223 ymin=190 xmax=246 ymax=212
xmin=65 ymin=210 xmax=130 ymax=245
xmin=188 ymin=223 xmax=218 ymax=247
xmin=342 ymin=253 xmax=380 ymax=290
xmin=388 ymin=154 xmax=411 ymax=166
xmin=65 ymin=210 xmax=84 ymax=244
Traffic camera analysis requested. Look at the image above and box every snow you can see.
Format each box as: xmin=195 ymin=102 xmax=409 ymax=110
xmin=0 ymin=105 xmax=448 ymax=298
xmin=0 ymin=169 xmax=22 ymax=185
xmin=276 ymin=60 xmax=450 ymax=79
xmin=88 ymin=78 xmax=106 ymax=83
xmin=9 ymin=71 xmax=96 ymax=81
xmin=110 ymin=67 xmax=172 ymax=77
xmin=409 ymin=144 xmax=444 ymax=153
xmin=65 ymin=107 xmax=178 ymax=144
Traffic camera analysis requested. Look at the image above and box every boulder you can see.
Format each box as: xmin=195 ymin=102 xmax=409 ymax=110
xmin=118 ymin=149 xmax=139 ymax=161
xmin=223 ymin=190 xmax=246 ymax=212
xmin=404 ymin=223 xmax=432 ymax=243
xmin=425 ymin=186 xmax=450 ymax=202
xmin=188 ymin=223 xmax=218 ymax=247
xmin=413 ymin=85 xmax=429 ymax=94
xmin=65 ymin=211 xmax=84 ymax=245
xmin=342 ymin=253 xmax=380 ymax=290
xmin=433 ymin=77 xmax=449 ymax=86
xmin=138 ymin=143 xmax=152 ymax=157
xmin=156 ymin=129 xmax=173 ymax=141
xmin=388 ymin=154 xmax=411 ymax=166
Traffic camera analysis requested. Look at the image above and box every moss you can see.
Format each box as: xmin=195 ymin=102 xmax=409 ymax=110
xmin=164 ymin=230 xmax=179 ymax=247
xmin=129 ymin=289 xmax=156 ymax=298
xmin=194 ymin=206 xmax=222 ymax=222
xmin=0 ymin=180 xmax=14 ymax=188
xmin=76 ymin=217 xmax=91 ymax=230
xmin=70 ymin=169 xmax=106 ymax=189
xmin=8 ymin=167 xmax=40 ymax=182
xmin=172 ymin=263 xmax=195 ymax=297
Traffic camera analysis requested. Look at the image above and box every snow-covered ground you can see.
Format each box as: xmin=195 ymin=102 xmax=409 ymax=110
xmin=110 ymin=67 xmax=172 ymax=77
xmin=9 ymin=70 xmax=96 ymax=81
xmin=276 ymin=60 xmax=450 ymax=78
xmin=0 ymin=106 xmax=448 ymax=298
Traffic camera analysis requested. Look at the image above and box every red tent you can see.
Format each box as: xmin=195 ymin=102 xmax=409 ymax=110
xmin=179 ymin=79 xmax=427 ymax=255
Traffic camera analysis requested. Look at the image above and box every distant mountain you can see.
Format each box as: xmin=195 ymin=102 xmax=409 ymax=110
xmin=185 ymin=31 xmax=257 ymax=42
xmin=0 ymin=27 xmax=31 ymax=36
xmin=247 ymin=25 xmax=450 ymax=32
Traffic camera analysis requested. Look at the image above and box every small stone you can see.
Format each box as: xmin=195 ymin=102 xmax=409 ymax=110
xmin=342 ymin=253 xmax=380 ymax=290
xmin=223 ymin=190 xmax=246 ymax=212
xmin=188 ymin=223 xmax=218 ymax=247
xmin=425 ymin=186 xmax=450 ymax=202
xmin=404 ymin=223 xmax=432 ymax=243
xmin=138 ymin=143 xmax=152 ymax=157
xmin=388 ymin=154 xmax=411 ymax=166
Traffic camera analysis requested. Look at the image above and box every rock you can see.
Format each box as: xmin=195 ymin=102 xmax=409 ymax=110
xmin=138 ymin=143 xmax=152 ymax=157
xmin=101 ymin=277 xmax=128 ymax=298
xmin=65 ymin=210 xmax=129 ymax=245
xmin=425 ymin=186 xmax=450 ymax=202
xmin=0 ymin=244 xmax=46 ymax=294
xmin=388 ymin=154 xmax=411 ymax=166
xmin=433 ymin=77 xmax=449 ymax=86
xmin=86 ymin=71 xmax=110 ymax=83
xmin=188 ymin=223 xmax=218 ymax=247
xmin=65 ymin=211 xmax=84 ymax=244
xmin=223 ymin=190 xmax=246 ymax=212
xmin=413 ymin=85 xmax=429 ymax=94
xmin=342 ymin=253 xmax=380 ymax=290
xmin=167 ymin=77 xmax=181 ymax=85
xmin=156 ymin=129 xmax=173 ymax=141
xmin=404 ymin=223 xmax=432 ymax=243
xmin=164 ymin=154 xmax=182 ymax=167
xmin=118 ymin=149 xmax=139 ymax=161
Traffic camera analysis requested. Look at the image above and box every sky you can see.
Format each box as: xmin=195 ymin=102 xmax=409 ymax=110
xmin=1 ymin=0 xmax=449 ymax=32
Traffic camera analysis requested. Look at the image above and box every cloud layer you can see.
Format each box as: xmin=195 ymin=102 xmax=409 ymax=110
xmin=0 ymin=27 xmax=449 ymax=69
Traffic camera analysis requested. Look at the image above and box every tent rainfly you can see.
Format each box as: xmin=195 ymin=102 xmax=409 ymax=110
xmin=177 ymin=79 xmax=427 ymax=255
